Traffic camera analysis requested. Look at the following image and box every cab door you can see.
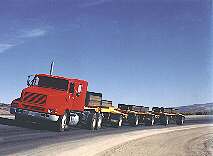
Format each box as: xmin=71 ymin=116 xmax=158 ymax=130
xmin=68 ymin=80 xmax=85 ymax=112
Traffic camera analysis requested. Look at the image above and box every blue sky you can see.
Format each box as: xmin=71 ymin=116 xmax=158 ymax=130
xmin=0 ymin=0 xmax=212 ymax=107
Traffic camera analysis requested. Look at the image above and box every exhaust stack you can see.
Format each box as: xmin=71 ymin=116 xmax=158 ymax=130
xmin=50 ymin=61 xmax=54 ymax=75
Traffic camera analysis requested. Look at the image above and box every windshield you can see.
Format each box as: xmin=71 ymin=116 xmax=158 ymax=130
xmin=28 ymin=75 xmax=68 ymax=91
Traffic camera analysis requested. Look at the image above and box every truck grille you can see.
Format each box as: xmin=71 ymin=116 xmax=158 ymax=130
xmin=22 ymin=92 xmax=47 ymax=105
xmin=23 ymin=104 xmax=45 ymax=112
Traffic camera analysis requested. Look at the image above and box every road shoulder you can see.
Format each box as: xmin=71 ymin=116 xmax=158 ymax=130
xmin=11 ymin=124 xmax=213 ymax=156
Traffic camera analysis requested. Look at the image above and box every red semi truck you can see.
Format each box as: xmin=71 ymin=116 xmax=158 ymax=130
xmin=10 ymin=74 xmax=106 ymax=131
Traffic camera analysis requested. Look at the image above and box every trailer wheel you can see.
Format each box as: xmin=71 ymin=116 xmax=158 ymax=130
xmin=87 ymin=113 xmax=97 ymax=130
xmin=56 ymin=112 xmax=68 ymax=132
xmin=162 ymin=116 xmax=169 ymax=126
xmin=144 ymin=116 xmax=154 ymax=126
xmin=130 ymin=115 xmax=139 ymax=126
xmin=117 ymin=115 xmax=123 ymax=127
xmin=151 ymin=116 xmax=155 ymax=126
xmin=135 ymin=115 xmax=139 ymax=126
xmin=181 ymin=116 xmax=185 ymax=125
xmin=95 ymin=113 xmax=103 ymax=130
xmin=176 ymin=116 xmax=184 ymax=125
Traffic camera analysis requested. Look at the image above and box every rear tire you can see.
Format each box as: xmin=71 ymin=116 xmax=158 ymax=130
xmin=87 ymin=113 xmax=97 ymax=130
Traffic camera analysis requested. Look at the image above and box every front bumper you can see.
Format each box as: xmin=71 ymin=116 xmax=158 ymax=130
xmin=10 ymin=107 xmax=59 ymax=122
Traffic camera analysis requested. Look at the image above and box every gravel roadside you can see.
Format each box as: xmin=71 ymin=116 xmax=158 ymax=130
xmin=98 ymin=126 xmax=213 ymax=156
xmin=11 ymin=124 xmax=212 ymax=156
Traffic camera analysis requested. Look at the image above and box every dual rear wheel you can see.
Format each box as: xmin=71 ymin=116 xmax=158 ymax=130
xmin=111 ymin=115 xmax=123 ymax=127
xmin=87 ymin=112 xmax=103 ymax=130
xmin=176 ymin=116 xmax=184 ymax=125
xmin=129 ymin=115 xmax=139 ymax=126
xmin=56 ymin=111 xmax=103 ymax=132
xmin=144 ymin=116 xmax=155 ymax=126
xmin=56 ymin=112 xmax=125 ymax=132
xmin=161 ymin=116 xmax=169 ymax=126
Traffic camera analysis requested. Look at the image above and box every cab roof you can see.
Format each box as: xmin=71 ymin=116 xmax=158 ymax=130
xmin=36 ymin=74 xmax=88 ymax=83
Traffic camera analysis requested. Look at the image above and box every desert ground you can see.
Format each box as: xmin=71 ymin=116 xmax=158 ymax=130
xmin=98 ymin=126 xmax=213 ymax=156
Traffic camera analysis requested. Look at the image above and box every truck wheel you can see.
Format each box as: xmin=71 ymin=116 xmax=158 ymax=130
xmin=87 ymin=113 xmax=97 ymax=130
xmin=56 ymin=113 xmax=68 ymax=132
xmin=95 ymin=113 xmax=102 ymax=130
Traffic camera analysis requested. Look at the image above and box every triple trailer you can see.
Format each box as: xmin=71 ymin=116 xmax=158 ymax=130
xmin=10 ymin=74 xmax=185 ymax=131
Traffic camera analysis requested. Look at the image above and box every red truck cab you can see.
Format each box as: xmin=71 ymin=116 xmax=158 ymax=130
xmin=10 ymin=74 xmax=89 ymax=131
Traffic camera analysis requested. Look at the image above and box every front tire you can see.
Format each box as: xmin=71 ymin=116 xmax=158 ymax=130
xmin=56 ymin=113 xmax=68 ymax=132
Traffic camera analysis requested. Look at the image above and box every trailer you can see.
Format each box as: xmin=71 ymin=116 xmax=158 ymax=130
xmin=118 ymin=104 xmax=155 ymax=126
xmin=85 ymin=92 xmax=125 ymax=128
xmin=152 ymin=107 xmax=185 ymax=125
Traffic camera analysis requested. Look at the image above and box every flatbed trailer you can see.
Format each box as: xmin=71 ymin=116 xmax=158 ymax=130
xmin=152 ymin=107 xmax=185 ymax=125
xmin=85 ymin=92 xmax=126 ymax=128
xmin=118 ymin=104 xmax=155 ymax=126
xmin=85 ymin=105 xmax=125 ymax=128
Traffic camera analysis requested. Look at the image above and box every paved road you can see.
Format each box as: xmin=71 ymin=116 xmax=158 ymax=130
xmin=0 ymin=115 xmax=212 ymax=155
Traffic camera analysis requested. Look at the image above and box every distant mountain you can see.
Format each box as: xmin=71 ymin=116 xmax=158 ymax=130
xmin=0 ymin=103 xmax=10 ymax=115
xmin=176 ymin=103 xmax=213 ymax=115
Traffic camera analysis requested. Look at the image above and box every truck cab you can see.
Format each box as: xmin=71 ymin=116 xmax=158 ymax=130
xmin=10 ymin=74 xmax=89 ymax=131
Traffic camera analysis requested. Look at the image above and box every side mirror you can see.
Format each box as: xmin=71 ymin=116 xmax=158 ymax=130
xmin=76 ymin=84 xmax=82 ymax=97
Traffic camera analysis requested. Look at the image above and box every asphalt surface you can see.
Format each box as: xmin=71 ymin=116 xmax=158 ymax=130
xmin=0 ymin=115 xmax=212 ymax=156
